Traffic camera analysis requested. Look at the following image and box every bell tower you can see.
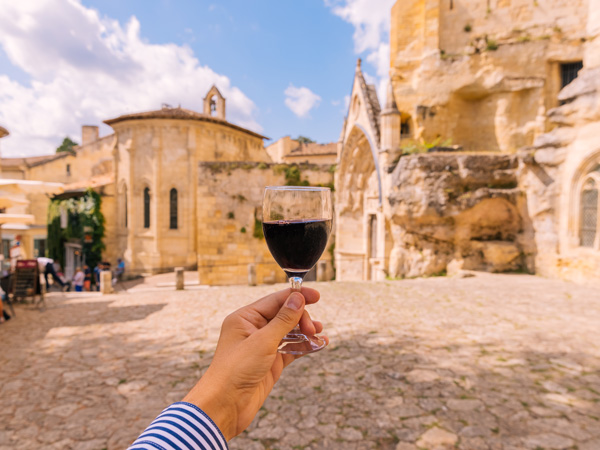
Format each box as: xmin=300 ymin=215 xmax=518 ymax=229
xmin=203 ymin=85 xmax=226 ymax=120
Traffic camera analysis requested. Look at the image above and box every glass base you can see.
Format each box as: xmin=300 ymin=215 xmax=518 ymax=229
xmin=278 ymin=332 xmax=327 ymax=355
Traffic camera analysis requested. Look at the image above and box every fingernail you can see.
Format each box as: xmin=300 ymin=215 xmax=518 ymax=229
xmin=286 ymin=292 xmax=303 ymax=310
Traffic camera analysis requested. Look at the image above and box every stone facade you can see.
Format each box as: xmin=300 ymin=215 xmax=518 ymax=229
xmin=196 ymin=162 xmax=334 ymax=285
xmin=336 ymin=0 xmax=600 ymax=283
xmin=519 ymin=0 xmax=600 ymax=281
xmin=266 ymin=136 xmax=337 ymax=164
xmin=390 ymin=0 xmax=587 ymax=152
xmin=0 ymin=87 xmax=335 ymax=284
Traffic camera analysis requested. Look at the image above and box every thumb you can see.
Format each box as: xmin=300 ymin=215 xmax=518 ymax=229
xmin=260 ymin=292 xmax=305 ymax=348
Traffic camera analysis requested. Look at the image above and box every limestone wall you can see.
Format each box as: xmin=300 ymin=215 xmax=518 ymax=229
xmin=196 ymin=162 xmax=335 ymax=286
xmin=386 ymin=153 xmax=531 ymax=277
xmin=110 ymin=118 xmax=270 ymax=274
xmin=389 ymin=0 xmax=587 ymax=153
xmin=27 ymin=134 xmax=115 ymax=185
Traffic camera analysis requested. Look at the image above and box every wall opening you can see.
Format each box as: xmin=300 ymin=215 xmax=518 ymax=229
xmin=580 ymin=178 xmax=598 ymax=248
xmin=143 ymin=187 xmax=151 ymax=229
xmin=561 ymin=61 xmax=583 ymax=89
xmin=169 ymin=188 xmax=178 ymax=230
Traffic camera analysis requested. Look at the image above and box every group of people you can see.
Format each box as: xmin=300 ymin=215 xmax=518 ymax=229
xmin=71 ymin=260 xmax=124 ymax=292
xmin=68 ymin=259 xmax=126 ymax=292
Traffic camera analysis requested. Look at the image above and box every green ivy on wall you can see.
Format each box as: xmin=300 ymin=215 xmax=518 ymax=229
xmin=47 ymin=189 xmax=106 ymax=271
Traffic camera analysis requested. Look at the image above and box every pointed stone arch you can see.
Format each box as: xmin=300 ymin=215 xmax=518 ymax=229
xmin=335 ymin=60 xmax=386 ymax=281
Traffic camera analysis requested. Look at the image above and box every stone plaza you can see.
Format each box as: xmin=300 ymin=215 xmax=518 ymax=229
xmin=0 ymin=273 xmax=598 ymax=450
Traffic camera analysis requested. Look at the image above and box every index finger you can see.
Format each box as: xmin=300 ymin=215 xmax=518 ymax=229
xmin=247 ymin=286 xmax=320 ymax=321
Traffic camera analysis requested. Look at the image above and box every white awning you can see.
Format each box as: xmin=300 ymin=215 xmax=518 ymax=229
xmin=0 ymin=179 xmax=64 ymax=194
xmin=0 ymin=213 xmax=35 ymax=225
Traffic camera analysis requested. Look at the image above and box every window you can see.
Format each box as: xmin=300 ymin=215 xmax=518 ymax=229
xmin=34 ymin=239 xmax=46 ymax=258
xmin=580 ymin=178 xmax=598 ymax=248
xmin=369 ymin=214 xmax=378 ymax=258
xmin=401 ymin=120 xmax=411 ymax=138
xmin=120 ymin=185 xmax=128 ymax=228
xmin=143 ymin=187 xmax=151 ymax=229
xmin=561 ymin=61 xmax=583 ymax=89
xmin=169 ymin=188 xmax=178 ymax=230
xmin=66 ymin=164 xmax=71 ymax=176
xmin=124 ymin=190 xmax=128 ymax=228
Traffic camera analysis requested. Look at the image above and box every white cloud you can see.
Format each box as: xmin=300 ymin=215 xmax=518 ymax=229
xmin=284 ymin=85 xmax=321 ymax=118
xmin=325 ymin=0 xmax=394 ymax=101
xmin=0 ymin=0 xmax=261 ymax=156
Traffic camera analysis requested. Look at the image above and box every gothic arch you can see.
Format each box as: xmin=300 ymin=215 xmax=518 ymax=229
xmin=335 ymin=59 xmax=387 ymax=281
xmin=336 ymin=125 xmax=384 ymax=281
xmin=569 ymin=150 xmax=600 ymax=248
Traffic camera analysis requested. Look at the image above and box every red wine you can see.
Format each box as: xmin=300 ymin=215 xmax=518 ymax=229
xmin=263 ymin=219 xmax=332 ymax=278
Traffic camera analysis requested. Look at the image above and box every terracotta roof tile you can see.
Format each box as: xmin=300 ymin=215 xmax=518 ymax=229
xmin=104 ymin=106 xmax=268 ymax=140
xmin=1 ymin=153 xmax=68 ymax=168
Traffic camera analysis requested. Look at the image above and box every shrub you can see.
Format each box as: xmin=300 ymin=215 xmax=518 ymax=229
xmin=486 ymin=39 xmax=499 ymax=51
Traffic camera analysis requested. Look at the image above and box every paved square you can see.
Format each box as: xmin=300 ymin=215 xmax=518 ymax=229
xmin=0 ymin=273 xmax=599 ymax=450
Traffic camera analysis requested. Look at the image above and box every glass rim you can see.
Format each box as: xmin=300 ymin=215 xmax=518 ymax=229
xmin=264 ymin=185 xmax=331 ymax=191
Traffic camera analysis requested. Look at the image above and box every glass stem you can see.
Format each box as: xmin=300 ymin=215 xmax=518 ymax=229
xmin=289 ymin=276 xmax=303 ymax=336
xmin=290 ymin=276 xmax=303 ymax=292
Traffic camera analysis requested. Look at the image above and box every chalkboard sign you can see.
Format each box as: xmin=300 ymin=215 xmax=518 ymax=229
xmin=13 ymin=259 xmax=40 ymax=302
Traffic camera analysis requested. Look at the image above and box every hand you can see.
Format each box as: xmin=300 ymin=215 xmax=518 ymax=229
xmin=183 ymin=287 xmax=327 ymax=441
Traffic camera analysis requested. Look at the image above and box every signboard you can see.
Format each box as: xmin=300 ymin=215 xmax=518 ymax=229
xmin=13 ymin=259 xmax=40 ymax=301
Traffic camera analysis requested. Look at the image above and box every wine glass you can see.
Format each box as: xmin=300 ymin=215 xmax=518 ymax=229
xmin=262 ymin=186 xmax=332 ymax=354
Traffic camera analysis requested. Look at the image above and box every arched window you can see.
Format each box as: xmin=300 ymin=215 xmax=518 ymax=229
xmin=169 ymin=188 xmax=178 ymax=230
xmin=120 ymin=184 xmax=128 ymax=228
xmin=143 ymin=187 xmax=151 ymax=229
xmin=580 ymin=178 xmax=598 ymax=247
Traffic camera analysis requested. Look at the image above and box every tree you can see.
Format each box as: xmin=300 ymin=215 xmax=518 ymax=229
xmin=296 ymin=135 xmax=315 ymax=145
xmin=56 ymin=137 xmax=78 ymax=154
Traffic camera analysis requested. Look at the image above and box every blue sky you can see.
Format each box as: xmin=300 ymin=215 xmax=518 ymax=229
xmin=0 ymin=0 xmax=394 ymax=156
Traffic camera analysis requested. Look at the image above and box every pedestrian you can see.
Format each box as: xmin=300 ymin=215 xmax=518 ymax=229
xmin=83 ymin=265 xmax=92 ymax=291
xmin=94 ymin=262 xmax=103 ymax=291
xmin=114 ymin=258 xmax=125 ymax=285
xmin=37 ymin=257 xmax=69 ymax=292
xmin=72 ymin=267 xmax=85 ymax=292
xmin=128 ymin=287 xmax=325 ymax=449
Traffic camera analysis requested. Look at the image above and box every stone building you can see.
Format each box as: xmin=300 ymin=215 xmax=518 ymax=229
xmin=266 ymin=136 xmax=337 ymax=164
xmin=336 ymin=0 xmax=600 ymax=282
xmin=0 ymin=87 xmax=335 ymax=284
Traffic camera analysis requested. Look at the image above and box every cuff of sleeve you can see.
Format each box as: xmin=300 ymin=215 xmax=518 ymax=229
xmin=128 ymin=402 xmax=229 ymax=450
xmin=173 ymin=401 xmax=229 ymax=447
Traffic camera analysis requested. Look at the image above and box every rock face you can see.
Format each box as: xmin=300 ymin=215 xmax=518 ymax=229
xmin=519 ymin=64 xmax=600 ymax=280
xmin=389 ymin=0 xmax=588 ymax=153
xmin=387 ymin=153 xmax=531 ymax=278
xmin=336 ymin=0 xmax=600 ymax=283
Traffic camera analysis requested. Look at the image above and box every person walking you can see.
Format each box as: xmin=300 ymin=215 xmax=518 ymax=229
xmin=83 ymin=265 xmax=92 ymax=291
xmin=72 ymin=267 xmax=84 ymax=292
xmin=94 ymin=262 xmax=103 ymax=291
xmin=37 ymin=257 xmax=69 ymax=292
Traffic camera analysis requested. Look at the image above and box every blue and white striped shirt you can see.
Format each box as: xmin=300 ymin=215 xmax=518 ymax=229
xmin=128 ymin=402 xmax=228 ymax=450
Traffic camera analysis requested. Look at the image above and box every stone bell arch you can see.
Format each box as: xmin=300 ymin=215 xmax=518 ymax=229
xmin=203 ymin=85 xmax=226 ymax=120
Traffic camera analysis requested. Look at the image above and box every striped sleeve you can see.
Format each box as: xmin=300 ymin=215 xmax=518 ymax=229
xmin=128 ymin=402 xmax=229 ymax=450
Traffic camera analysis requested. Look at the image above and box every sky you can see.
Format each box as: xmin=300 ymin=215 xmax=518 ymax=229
xmin=0 ymin=0 xmax=394 ymax=157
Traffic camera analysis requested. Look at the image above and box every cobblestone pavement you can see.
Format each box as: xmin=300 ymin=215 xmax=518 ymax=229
xmin=0 ymin=273 xmax=599 ymax=450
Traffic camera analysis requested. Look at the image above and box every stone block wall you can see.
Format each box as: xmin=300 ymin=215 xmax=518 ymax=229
xmin=197 ymin=162 xmax=335 ymax=286
xmin=386 ymin=153 xmax=533 ymax=277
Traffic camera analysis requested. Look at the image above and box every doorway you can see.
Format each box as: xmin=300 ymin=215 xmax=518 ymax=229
xmin=64 ymin=243 xmax=83 ymax=281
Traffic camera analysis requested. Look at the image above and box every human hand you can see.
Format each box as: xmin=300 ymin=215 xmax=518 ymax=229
xmin=183 ymin=287 xmax=327 ymax=441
